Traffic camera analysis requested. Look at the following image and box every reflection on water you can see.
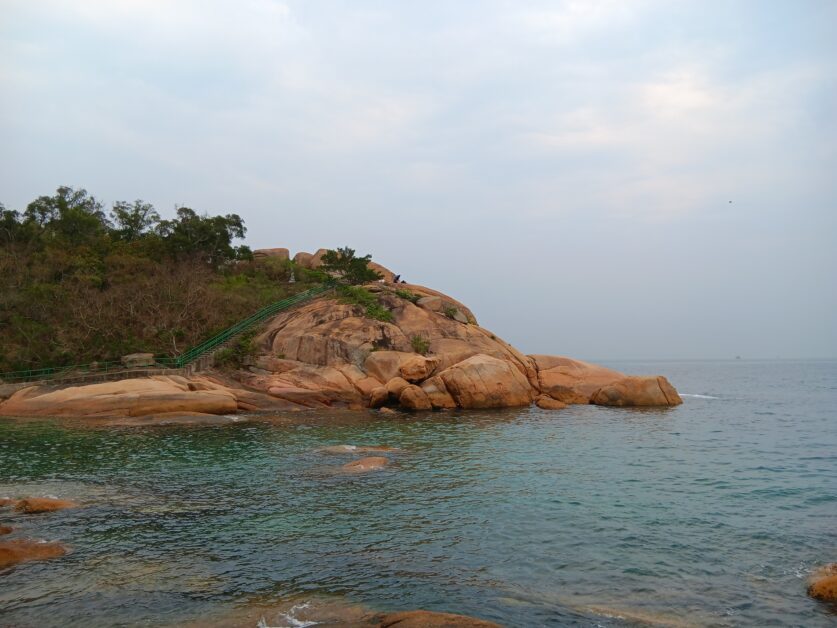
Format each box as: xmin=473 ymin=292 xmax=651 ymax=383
xmin=1 ymin=360 xmax=836 ymax=626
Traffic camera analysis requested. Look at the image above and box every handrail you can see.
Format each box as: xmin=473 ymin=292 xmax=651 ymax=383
xmin=0 ymin=282 xmax=335 ymax=384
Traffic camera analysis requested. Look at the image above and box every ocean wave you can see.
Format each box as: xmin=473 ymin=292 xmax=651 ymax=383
xmin=680 ymin=394 xmax=720 ymax=399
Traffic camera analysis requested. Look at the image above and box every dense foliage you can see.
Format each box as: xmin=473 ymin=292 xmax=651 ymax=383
xmin=0 ymin=186 xmax=317 ymax=372
xmin=320 ymin=246 xmax=382 ymax=285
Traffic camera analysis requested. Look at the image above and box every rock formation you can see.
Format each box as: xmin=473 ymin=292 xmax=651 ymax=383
xmin=0 ymin=250 xmax=682 ymax=419
xmin=808 ymin=563 xmax=837 ymax=603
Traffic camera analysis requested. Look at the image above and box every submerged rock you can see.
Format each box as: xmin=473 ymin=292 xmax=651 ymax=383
xmin=341 ymin=456 xmax=390 ymax=473
xmin=376 ymin=610 xmax=502 ymax=627
xmin=320 ymin=445 xmax=397 ymax=455
xmin=0 ymin=539 xmax=68 ymax=569
xmin=14 ymin=497 xmax=78 ymax=514
xmin=808 ymin=563 xmax=837 ymax=603
xmin=0 ymin=525 xmax=12 ymax=535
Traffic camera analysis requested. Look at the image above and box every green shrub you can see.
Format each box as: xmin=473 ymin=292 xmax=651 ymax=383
xmin=410 ymin=335 xmax=430 ymax=355
xmin=443 ymin=305 xmax=458 ymax=319
xmin=337 ymin=285 xmax=393 ymax=322
xmin=395 ymin=288 xmax=421 ymax=304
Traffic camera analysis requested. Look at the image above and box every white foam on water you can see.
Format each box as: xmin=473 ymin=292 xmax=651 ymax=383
xmin=256 ymin=603 xmax=318 ymax=628
xmin=680 ymin=394 xmax=720 ymax=399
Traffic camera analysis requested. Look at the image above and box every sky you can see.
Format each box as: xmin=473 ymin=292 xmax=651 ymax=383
xmin=1 ymin=0 xmax=835 ymax=360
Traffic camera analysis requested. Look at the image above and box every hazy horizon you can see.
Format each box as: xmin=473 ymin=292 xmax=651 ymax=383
xmin=2 ymin=1 xmax=835 ymax=360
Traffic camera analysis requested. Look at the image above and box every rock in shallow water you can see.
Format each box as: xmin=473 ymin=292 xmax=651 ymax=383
xmin=590 ymin=376 xmax=683 ymax=407
xmin=14 ymin=497 xmax=78 ymax=513
xmin=0 ymin=525 xmax=12 ymax=535
xmin=808 ymin=563 xmax=837 ymax=603
xmin=0 ymin=539 xmax=68 ymax=569
xmin=341 ymin=456 xmax=390 ymax=473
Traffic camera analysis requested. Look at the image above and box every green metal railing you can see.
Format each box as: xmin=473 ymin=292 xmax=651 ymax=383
xmin=0 ymin=282 xmax=335 ymax=384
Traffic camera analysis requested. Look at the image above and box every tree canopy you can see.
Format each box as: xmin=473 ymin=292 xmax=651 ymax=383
xmin=320 ymin=246 xmax=382 ymax=284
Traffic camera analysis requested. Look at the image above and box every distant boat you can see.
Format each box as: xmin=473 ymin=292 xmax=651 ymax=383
xmin=735 ymin=355 xmax=741 ymax=360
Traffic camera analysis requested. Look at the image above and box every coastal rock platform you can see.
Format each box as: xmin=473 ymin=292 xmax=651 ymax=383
xmin=0 ymin=257 xmax=682 ymax=420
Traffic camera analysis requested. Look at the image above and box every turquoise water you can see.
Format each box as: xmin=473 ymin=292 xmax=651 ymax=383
xmin=1 ymin=360 xmax=835 ymax=626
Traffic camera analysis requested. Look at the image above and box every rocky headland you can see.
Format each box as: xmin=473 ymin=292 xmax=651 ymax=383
xmin=0 ymin=250 xmax=681 ymax=420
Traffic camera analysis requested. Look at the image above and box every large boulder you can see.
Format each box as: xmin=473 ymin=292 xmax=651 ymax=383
xmin=0 ymin=377 xmax=239 ymax=418
xmin=292 ymin=251 xmax=314 ymax=268
xmin=420 ymin=376 xmax=458 ymax=410
xmin=0 ymin=539 xmax=68 ymax=569
xmin=436 ymin=354 xmax=534 ymax=409
xmin=808 ymin=563 xmax=837 ymax=603
xmin=399 ymin=384 xmax=432 ymax=411
xmin=591 ymin=376 xmax=683 ymax=407
xmin=529 ymin=355 xmax=624 ymax=404
xmin=253 ymin=247 xmax=290 ymax=261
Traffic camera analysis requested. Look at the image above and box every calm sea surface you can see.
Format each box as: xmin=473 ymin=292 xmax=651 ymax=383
xmin=1 ymin=360 xmax=835 ymax=627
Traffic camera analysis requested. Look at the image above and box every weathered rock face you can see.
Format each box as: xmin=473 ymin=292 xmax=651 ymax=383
xmin=591 ymin=376 xmax=683 ymax=407
xmin=529 ymin=355 xmax=624 ymax=404
xmin=14 ymin=497 xmax=78 ymax=514
xmin=435 ymin=354 xmax=534 ymax=409
xmin=808 ymin=563 xmax=837 ymax=603
xmin=253 ymin=247 xmax=290 ymax=261
xmin=0 ymin=539 xmax=68 ymax=569
xmin=0 ymin=374 xmax=309 ymax=419
xmin=377 ymin=610 xmax=502 ymax=627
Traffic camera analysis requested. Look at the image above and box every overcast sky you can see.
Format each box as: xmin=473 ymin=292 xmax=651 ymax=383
xmin=2 ymin=1 xmax=835 ymax=359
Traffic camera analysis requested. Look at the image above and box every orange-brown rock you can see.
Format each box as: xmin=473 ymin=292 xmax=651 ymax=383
xmin=0 ymin=539 xmax=68 ymax=569
xmin=0 ymin=525 xmax=12 ymax=535
xmin=399 ymin=355 xmax=437 ymax=383
xmin=15 ymin=497 xmax=78 ymax=514
xmin=420 ymin=376 xmax=458 ymax=410
xmin=341 ymin=456 xmax=389 ymax=473
xmin=292 ymin=251 xmax=314 ymax=268
xmin=535 ymin=395 xmax=568 ymax=410
xmin=591 ymin=376 xmax=683 ymax=407
xmin=369 ymin=386 xmax=388 ymax=408
xmin=0 ymin=498 xmax=16 ymax=508
xmin=529 ymin=355 xmax=625 ymax=404
xmin=0 ymin=377 xmax=239 ymax=418
xmin=385 ymin=376 xmax=411 ymax=399
xmin=808 ymin=564 xmax=837 ymax=603
xmin=437 ymin=354 xmax=534 ymax=409
xmin=254 ymin=247 xmax=290 ymax=261
xmin=377 ymin=610 xmax=502 ymax=627
xmin=379 ymin=407 xmax=397 ymax=415
xmin=399 ymin=384 xmax=432 ymax=411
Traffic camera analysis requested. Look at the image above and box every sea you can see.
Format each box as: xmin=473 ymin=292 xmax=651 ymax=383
xmin=0 ymin=359 xmax=835 ymax=627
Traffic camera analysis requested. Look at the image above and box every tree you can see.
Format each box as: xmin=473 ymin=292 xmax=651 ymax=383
xmin=319 ymin=247 xmax=382 ymax=285
xmin=23 ymin=186 xmax=110 ymax=245
xmin=111 ymin=200 xmax=160 ymax=242
xmin=156 ymin=207 xmax=247 ymax=267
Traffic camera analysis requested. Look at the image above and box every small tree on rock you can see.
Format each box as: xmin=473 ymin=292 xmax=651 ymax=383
xmin=320 ymin=247 xmax=382 ymax=285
